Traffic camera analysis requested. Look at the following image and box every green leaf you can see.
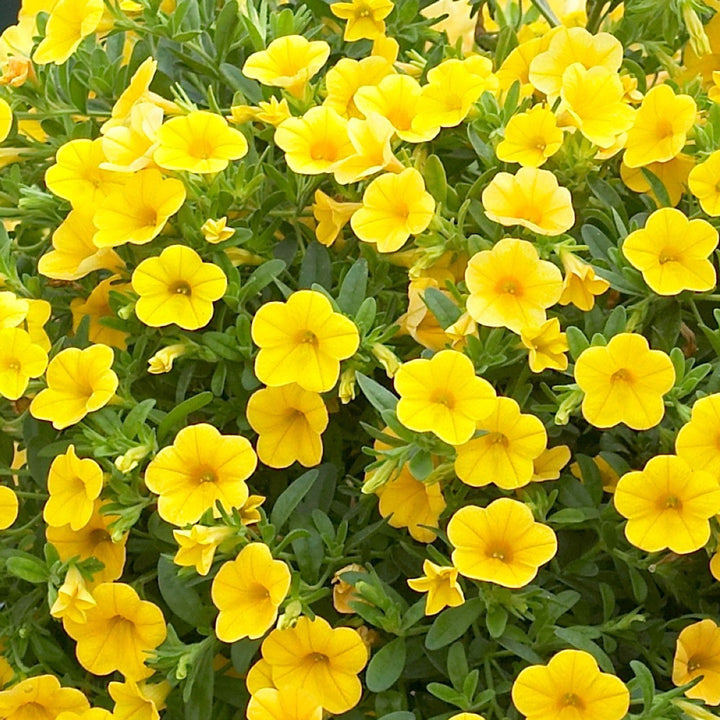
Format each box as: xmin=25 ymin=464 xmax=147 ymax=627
xmin=566 ymin=326 xmax=590 ymax=360
xmin=157 ymin=391 xmax=214 ymax=443
xmin=378 ymin=713 xmax=416 ymax=720
xmin=338 ymin=258 xmax=368 ymax=315
xmin=236 ymin=259 xmax=286 ymax=305
xmin=270 ymin=469 xmax=319 ymax=530
xmin=356 ymin=372 xmax=398 ymax=412
xmin=426 ymin=598 xmax=483 ymax=650
xmin=299 ymin=241 xmax=332 ymax=289
xmin=157 ymin=556 xmax=211 ymax=626
xmin=640 ymin=167 xmax=672 ymax=208
xmin=447 ymin=642 xmax=469 ymax=690
xmin=424 ymin=154 xmax=447 ymax=205
xmin=485 ymin=605 xmax=508 ymax=639
xmin=423 ymin=287 xmax=461 ymax=329
xmin=6 ymin=556 xmax=48 ymax=584
xmin=184 ymin=639 xmax=215 ymax=720
xmin=366 ymin=637 xmax=406 ymax=692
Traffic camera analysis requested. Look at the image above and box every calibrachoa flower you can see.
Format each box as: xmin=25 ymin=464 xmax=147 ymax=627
xmin=532 ymin=445 xmax=572 ymax=482
xmin=574 ymin=333 xmax=675 ymax=430
xmin=131 ymin=245 xmax=228 ymax=331
xmin=323 ymin=55 xmax=393 ymax=119
xmin=447 ymin=498 xmax=557 ymax=588
xmin=394 ymin=349 xmax=496 ymax=445
xmin=689 ymin=150 xmax=720 ymax=215
xmin=49 ymin=566 xmax=96 ymax=624
xmin=70 ymin=276 xmax=130 ymax=350
xmin=260 ymin=616 xmax=368 ymax=714
xmin=511 ymin=649 xmax=630 ymax=720
xmin=312 ymin=190 xmax=361 ymax=246
xmin=0 ymin=675 xmax=89 ymax=719
xmin=676 ymin=394 xmax=720 ymax=475
xmin=407 ymin=560 xmax=465 ymax=615
xmin=212 ymin=542 xmax=291 ymax=641
xmin=172 ymin=525 xmax=234 ymax=576
xmin=33 ymin=0 xmax=104 ymax=65
xmin=144 ymin=423 xmax=256 ymax=526
xmin=613 ymin=455 xmax=720 ymax=554
xmin=201 ymin=216 xmax=235 ymax=244
xmin=248 ymin=688 xmax=323 ymax=720
xmin=0 ymin=326 xmax=47 ymax=400
xmin=621 ymin=154 xmax=695 ymax=207
xmin=108 ymin=679 xmax=171 ymax=720
xmin=557 ymin=251 xmax=610 ymax=311
xmin=673 ymin=619 xmax=720 ymax=705
xmin=251 ymin=290 xmax=360 ymax=393
xmin=496 ymin=104 xmax=563 ymax=167
xmin=0 ymin=485 xmax=18 ymax=529
xmin=622 ymin=208 xmax=718 ymax=295
xmin=330 ymin=0 xmax=394 ymax=41
xmin=520 ymin=318 xmax=569 ymax=373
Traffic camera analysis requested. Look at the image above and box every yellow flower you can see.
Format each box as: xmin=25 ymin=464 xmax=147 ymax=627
xmin=33 ymin=0 xmax=104 ymax=65
xmin=512 ymin=649 xmax=630 ymax=720
xmin=92 ymin=168 xmax=186 ymax=247
xmin=407 ymin=560 xmax=465 ymax=615
xmin=47 ymin=501 xmax=128 ymax=584
xmin=255 ymin=97 xmax=292 ymax=126
xmin=496 ymin=105 xmax=563 ymax=167
xmin=323 ymin=56 xmax=394 ymax=119
xmin=0 ymin=292 xmax=28 ymax=329
xmin=351 ymin=168 xmax=435 ymax=253
xmin=261 ymin=616 xmax=368 ymax=714
xmin=497 ymin=37 xmax=546 ymax=97
xmin=147 ymin=344 xmax=186 ymax=374
xmin=25 ymin=299 xmax=52 ymax=353
xmin=623 ymin=156 xmax=696 ymax=208
xmin=131 ymin=245 xmax=227 ymax=331
xmin=56 ymin=706 xmax=113 ymax=720
xmin=614 ymin=455 xmax=720 ymax=554
xmin=376 ymin=464 xmax=446 ymax=542
xmin=623 ymin=85 xmax=697 ymax=168
xmin=673 ymin=620 xmax=720 ymax=706
xmin=622 ymin=208 xmax=718 ymax=296
xmin=247 ymin=384 xmax=329 ymax=468
xmin=247 ymin=659 xmax=275 ymax=694
xmin=0 ymin=485 xmax=18 ymax=529
xmin=455 ymin=396 xmax=547 ymax=490
xmin=0 ymin=99 xmax=11 ymax=143
xmin=571 ymin=454 xmax=621 ymax=492
xmin=532 ymin=444 xmax=571 ymax=482
xmin=50 ymin=566 xmax=97 ymax=624
xmin=465 ymin=238 xmax=564 ymax=333
xmin=311 ymin=190 xmax=360 ymax=246
xmin=30 ymin=344 xmax=118 ymax=430
xmin=251 ymin=290 xmax=360 ymax=393
xmin=421 ymin=0 xmax=476 ymax=55
xmin=520 ymin=318 xmax=569 ymax=373
xmin=558 ymin=251 xmax=610 ymax=311
xmin=101 ymin=102 xmax=163 ymax=173
xmin=154 ymin=110 xmax=248 ymax=174
xmin=212 ymin=543 xmax=291 ymax=642
xmin=64 ymin=582 xmax=166 ymax=680
xmin=109 ymin=679 xmax=170 ymax=720
xmin=247 ymin=688 xmax=323 ymax=720
xmin=482 ymin=167 xmax=575 ymax=236
xmin=574 ymin=333 xmax=675 ymax=430
xmin=38 ymin=208 xmax=124 ymax=281
xmin=0 ymin=676 xmax=89 ymax=719
xmin=332 ymin=563 xmax=366 ymax=614
xmin=394 ymin=349 xmax=496 ymax=445
xmin=0 ymin=327 xmax=47 ymax=400
xmin=240 ymin=494 xmax=265 ymax=526
xmin=676 ymin=394 xmax=720 ymax=475
xmin=275 ymin=106 xmax=354 ymax=175
xmin=243 ymin=35 xmax=330 ymax=98
xmin=330 ymin=0 xmax=394 ymax=41
xmin=689 ymin=150 xmax=720 ymax=216
xmin=448 ymin=498 xmax=557 ymax=588
xmin=43 ymin=445 xmax=103 ymax=530
xmin=201 ymin=217 xmax=235 ymax=244
xmin=70 ymin=276 xmax=130 ymax=350
xmin=173 ymin=525 xmax=234 ymax=576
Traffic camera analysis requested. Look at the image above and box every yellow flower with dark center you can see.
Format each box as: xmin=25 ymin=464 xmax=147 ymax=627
xmin=496 ymin=105 xmax=563 ymax=167
xmin=29 ymin=344 xmax=118 ymax=430
xmin=407 ymin=560 xmax=465 ymax=615
xmin=144 ymin=423 xmax=256 ymax=526
xmin=261 ymin=616 xmax=368 ymax=714
xmin=520 ymin=318 xmax=569 ymax=373
xmin=131 ymin=245 xmax=227 ymax=331
xmin=212 ymin=543 xmax=291 ymax=642
xmin=574 ymin=333 xmax=675 ymax=430
xmin=512 ymin=649 xmax=629 ymax=720
xmin=622 ymin=207 xmax=718 ymax=295
xmin=330 ymin=0 xmax=394 ymax=42
xmin=558 ymin=251 xmax=610 ymax=311
xmin=448 ymin=498 xmax=557 ymax=588
xmin=109 ymin=679 xmax=170 ymax=720
xmin=247 ymin=688 xmax=323 ymax=720
xmin=172 ymin=525 xmax=234 ymax=576
xmin=33 ymin=0 xmax=104 ymax=65
xmin=64 ymin=582 xmax=167 ymax=680
xmin=673 ymin=619 xmax=720 ymax=706
xmin=676 ymin=394 xmax=720 ymax=475
xmin=0 ymin=327 xmax=47 ymax=401
xmin=70 ymin=276 xmax=130 ymax=350
xmin=251 ymin=290 xmax=360 ymax=393
xmin=689 ymin=150 xmax=720 ymax=216
xmin=0 ymin=675 xmax=89 ymax=719
xmin=614 ymin=454 xmax=720 ymax=554
xmin=50 ymin=566 xmax=96 ymax=624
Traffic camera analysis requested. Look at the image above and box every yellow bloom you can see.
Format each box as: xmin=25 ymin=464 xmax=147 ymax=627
xmin=623 ymin=85 xmax=697 ymax=168
xmin=689 ymin=150 xmax=720 ymax=216
xmin=251 ymin=290 xmax=360 ymax=393
xmin=261 ymin=616 xmax=368 ymax=714
xmin=144 ymin=423 xmax=256 ymax=526
xmin=496 ymin=105 xmax=563 ymax=167
xmin=421 ymin=0 xmax=476 ymax=55
xmin=50 ymin=566 xmax=97 ymax=624
xmin=497 ymin=37 xmax=546 ymax=97
xmin=47 ymin=501 xmax=128 ymax=584
xmin=0 ymin=99 xmax=11 ymax=144
xmin=676 ymin=394 xmax=720 ymax=475
xmin=25 ymin=299 xmax=52 ymax=353
xmin=33 ymin=0 xmax=104 ymax=65
xmin=64 ymin=582 xmax=166 ymax=680
xmin=621 ymin=154 xmax=694 ymax=207
xmin=0 ymin=292 xmax=28 ymax=329
xmin=255 ymin=97 xmax=292 ymax=126
xmin=465 ymin=238 xmax=564 ymax=333
xmin=131 ymin=245 xmax=227 ymax=331
xmin=240 ymin=494 xmax=265 ymax=526
xmin=275 ymin=106 xmax=354 ymax=175
xmin=109 ymin=679 xmax=170 ymax=720
xmin=243 ymin=35 xmax=330 ymax=98
xmin=614 ymin=455 xmax=720 ymax=554
xmin=673 ymin=619 xmax=720 ymax=706
xmin=0 ymin=327 xmax=47 ymax=400
xmin=407 ymin=560 xmax=464 ymax=615
xmin=455 ymin=396 xmax=547 ymax=489
xmin=247 ymin=659 xmax=275 ymax=694
xmin=154 ymin=111 xmax=248 ymax=174
xmin=351 ymin=168 xmax=435 ymax=253
xmin=571 ymin=454 xmax=621 ymax=492
xmin=43 ymin=445 xmax=103 ymax=530
xmin=323 ymin=56 xmax=394 ymax=119
xmin=622 ymin=208 xmax=718 ymax=295
xmin=101 ymin=102 xmax=163 ymax=173
xmin=0 ymin=484 xmax=17 ymax=529
xmin=173 ymin=525 xmax=234 ymax=576
xmin=332 ymin=563 xmax=366 ymax=614
xmin=30 ymin=344 xmax=118 ymax=430
xmin=70 ymin=276 xmax=130 ymax=350
xmin=558 ymin=251 xmax=610 ymax=311
xmin=448 ymin=498 xmax=557 ymax=588
xmin=574 ymin=333 xmax=675 ymax=430
xmin=147 ymin=344 xmax=186 ymax=374
xmin=532 ymin=444 xmax=571 ymax=482
xmin=247 ymin=384 xmax=328 ymax=468
xmin=56 ymin=707 xmax=113 ymax=720
xmin=512 ymin=649 xmax=629 ymax=720
xmin=247 ymin=688 xmax=323 ymax=720
xmin=330 ymin=0 xmax=394 ymax=41
xmin=312 ymin=190 xmax=360 ymax=246
xmin=92 ymin=168 xmax=186 ymax=247
xmin=376 ymin=463 xmax=446 ymax=542
xmin=201 ymin=217 xmax=235 ymax=244
xmin=212 ymin=543 xmax=291 ymax=642
xmin=0 ymin=676 xmax=89 ymax=719
xmin=482 ymin=167 xmax=575 ymax=236
xmin=520 ymin=318 xmax=569 ymax=373
xmin=394 ymin=349 xmax=496 ymax=445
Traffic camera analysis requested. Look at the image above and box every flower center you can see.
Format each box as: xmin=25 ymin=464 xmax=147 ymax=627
xmin=561 ymin=693 xmax=584 ymax=709
xmin=189 ymin=138 xmax=214 ymax=160
xmin=488 ymin=432 xmax=509 ymax=446
xmin=497 ymin=277 xmax=522 ymax=296
xmin=658 ymin=249 xmax=677 ymax=264
xmin=300 ymin=330 xmax=318 ymax=345
xmin=611 ymin=368 xmax=632 ymax=383
xmin=6 ymin=359 xmax=20 ymax=372
xmin=89 ymin=529 xmax=111 ymax=545
xmin=656 ymin=118 xmax=675 ymax=139
xmin=687 ymin=656 xmax=704 ymax=673
xmin=310 ymin=652 xmax=330 ymax=663
xmin=662 ymin=494 xmax=682 ymax=509
xmin=487 ymin=544 xmax=512 ymax=562
xmin=387 ymin=108 xmax=412 ymax=131
xmin=309 ymin=140 xmax=338 ymax=162
xmin=171 ymin=281 xmax=192 ymax=296
xmin=431 ymin=390 xmax=455 ymax=408
xmin=198 ymin=468 xmax=217 ymax=483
